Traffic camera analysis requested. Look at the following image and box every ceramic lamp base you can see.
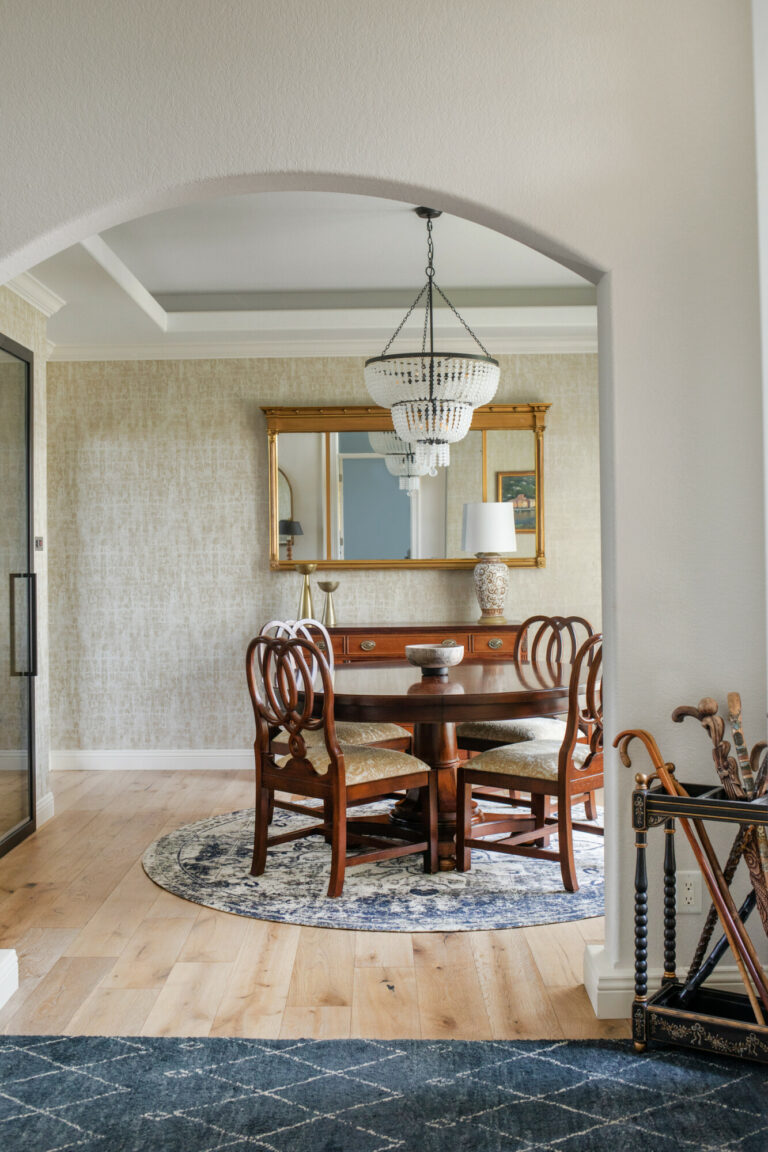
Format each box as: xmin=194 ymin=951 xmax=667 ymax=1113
xmin=473 ymin=553 xmax=509 ymax=625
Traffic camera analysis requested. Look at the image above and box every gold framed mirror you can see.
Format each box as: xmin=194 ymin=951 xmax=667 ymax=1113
xmin=264 ymin=403 xmax=549 ymax=570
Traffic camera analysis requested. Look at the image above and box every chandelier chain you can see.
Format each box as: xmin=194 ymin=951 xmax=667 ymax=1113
xmin=380 ymin=283 xmax=428 ymax=357
xmin=425 ymin=217 xmax=435 ymax=279
xmin=432 ymin=281 xmax=492 ymax=357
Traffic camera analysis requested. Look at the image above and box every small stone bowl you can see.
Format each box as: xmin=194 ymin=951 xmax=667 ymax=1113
xmin=405 ymin=643 xmax=465 ymax=678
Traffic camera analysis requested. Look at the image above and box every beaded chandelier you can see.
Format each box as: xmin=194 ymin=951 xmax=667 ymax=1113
xmin=367 ymin=430 xmax=433 ymax=494
xmin=364 ymin=207 xmax=500 ymax=469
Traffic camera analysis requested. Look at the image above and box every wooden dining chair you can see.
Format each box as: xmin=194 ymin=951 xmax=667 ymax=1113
xmin=261 ymin=618 xmax=412 ymax=752
xmin=457 ymin=614 xmax=594 ymax=751
xmin=456 ymin=613 xmax=597 ymax=820
xmin=246 ymin=632 xmax=437 ymax=897
xmin=456 ymin=633 xmax=603 ymax=892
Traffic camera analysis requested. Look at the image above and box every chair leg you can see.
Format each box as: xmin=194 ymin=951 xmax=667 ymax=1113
xmin=584 ymin=790 xmax=598 ymax=821
xmin=456 ymin=771 xmax=472 ymax=872
xmin=323 ymin=797 xmax=333 ymax=844
xmin=422 ymin=774 xmax=438 ymax=874
xmin=267 ymin=791 xmax=275 ymax=824
xmin=251 ymin=784 xmax=270 ymax=876
xmin=532 ymin=793 xmax=547 ymax=847
xmin=558 ymin=797 xmax=578 ymax=893
xmin=327 ymin=796 xmax=347 ymax=898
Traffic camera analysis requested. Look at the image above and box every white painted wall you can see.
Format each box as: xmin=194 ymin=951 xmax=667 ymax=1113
xmin=753 ymin=0 xmax=768 ymax=695
xmin=0 ymin=0 xmax=764 ymax=1015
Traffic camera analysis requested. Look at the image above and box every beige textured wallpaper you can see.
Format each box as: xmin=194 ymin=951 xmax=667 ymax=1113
xmin=0 ymin=287 xmax=51 ymax=798
xmin=47 ymin=354 xmax=600 ymax=750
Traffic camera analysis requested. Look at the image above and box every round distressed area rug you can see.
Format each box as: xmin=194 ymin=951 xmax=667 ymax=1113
xmin=142 ymin=803 xmax=603 ymax=931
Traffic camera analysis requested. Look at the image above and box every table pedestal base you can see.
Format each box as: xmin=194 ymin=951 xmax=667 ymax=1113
xmin=390 ymin=721 xmax=483 ymax=870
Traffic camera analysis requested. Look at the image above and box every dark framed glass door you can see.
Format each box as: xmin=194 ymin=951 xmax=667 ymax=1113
xmin=0 ymin=335 xmax=35 ymax=855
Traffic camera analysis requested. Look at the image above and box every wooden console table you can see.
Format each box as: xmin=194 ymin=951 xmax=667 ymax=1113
xmin=321 ymin=621 xmax=523 ymax=664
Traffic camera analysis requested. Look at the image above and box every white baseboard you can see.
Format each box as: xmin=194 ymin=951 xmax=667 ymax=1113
xmin=36 ymin=790 xmax=55 ymax=826
xmin=0 ymin=951 xmax=19 ymax=1012
xmin=583 ymin=943 xmax=745 ymax=1018
xmin=0 ymin=752 xmax=27 ymax=771
xmin=51 ymin=749 xmax=253 ymax=772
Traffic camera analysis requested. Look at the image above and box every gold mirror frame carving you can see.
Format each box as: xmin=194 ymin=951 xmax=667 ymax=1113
xmin=264 ymin=403 xmax=549 ymax=570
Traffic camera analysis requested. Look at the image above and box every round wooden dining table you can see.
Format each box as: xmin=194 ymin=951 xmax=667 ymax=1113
xmin=315 ymin=658 xmax=577 ymax=869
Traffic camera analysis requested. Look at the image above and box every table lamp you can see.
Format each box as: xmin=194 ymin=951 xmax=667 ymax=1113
xmin=461 ymin=502 xmax=517 ymax=623
xmin=278 ymin=519 xmax=303 ymax=562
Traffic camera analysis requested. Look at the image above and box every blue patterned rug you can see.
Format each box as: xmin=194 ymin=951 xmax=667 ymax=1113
xmin=141 ymin=804 xmax=603 ymax=931
xmin=0 ymin=1035 xmax=763 ymax=1151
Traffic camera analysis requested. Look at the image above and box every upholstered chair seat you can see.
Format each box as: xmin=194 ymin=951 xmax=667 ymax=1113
xmin=278 ymin=720 xmax=411 ymax=748
xmin=278 ymin=742 xmax=430 ymax=786
xmin=456 ymin=716 xmax=567 ymax=746
xmin=466 ymin=738 xmax=591 ymax=781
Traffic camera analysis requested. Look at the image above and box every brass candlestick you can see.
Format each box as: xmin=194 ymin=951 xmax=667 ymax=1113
xmin=295 ymin=563 xmax=317 ymax=619
xmin=318 ymin=581 xmax=339 ymax=627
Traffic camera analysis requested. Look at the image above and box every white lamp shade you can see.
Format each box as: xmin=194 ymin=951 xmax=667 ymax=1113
xmin=462 ymin=502 xmax=517 ymax=554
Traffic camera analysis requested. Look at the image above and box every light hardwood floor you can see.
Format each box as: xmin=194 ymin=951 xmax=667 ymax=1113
xmin=0 ymin=770 xmax=629 ymax=1040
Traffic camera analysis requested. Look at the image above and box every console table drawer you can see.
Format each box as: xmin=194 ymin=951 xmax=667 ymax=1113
xmin=328 ymin=623 xmax=520 ymax=663
xmin=470 ymin=631 xmax=517 ymax=657
xmin=349 ymin=631 xmax=471 ymax=660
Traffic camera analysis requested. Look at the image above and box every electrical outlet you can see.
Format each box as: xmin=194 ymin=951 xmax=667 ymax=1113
xmin=678 ymin=871 xmax=702 ymax=913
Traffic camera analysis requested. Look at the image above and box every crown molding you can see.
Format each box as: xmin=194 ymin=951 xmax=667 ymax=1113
xmin=6 ymin=272 xmax=66 ymax=318
xmin=47 ymin=305 xmax=597 ymax=361
xmin=47 ymin=329 xmax=597 ymax=361
xmin=165 ymin=304 xmax=594 ymax=334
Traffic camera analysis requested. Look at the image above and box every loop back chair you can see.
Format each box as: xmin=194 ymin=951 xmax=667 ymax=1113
xmin=457 ymin=613 xmax=597 ymax=820
xmin=261 ymin=618 xmax=412 ymax=752
xmin=246 ymin=633 xmax=437 ymax=897
xmin=457 ymin=614 xmax=594 ymax=752
xmin=457 ymin=633 xmax=603 ymax=892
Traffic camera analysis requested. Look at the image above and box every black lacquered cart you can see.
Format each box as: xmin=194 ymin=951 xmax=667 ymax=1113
xmin=632 ymin=778 xmax=768 ymax=1062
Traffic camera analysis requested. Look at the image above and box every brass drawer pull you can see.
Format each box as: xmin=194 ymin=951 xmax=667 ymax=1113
xmin=488 ymin=638 xmax=503 ymax=650
xmin=441 ymin=638 xmax=457 ymax=647
xmin=316 ymin=640 xmax=327 ymax=651
xmin=360 ymin=640 xmax=376 ymax=651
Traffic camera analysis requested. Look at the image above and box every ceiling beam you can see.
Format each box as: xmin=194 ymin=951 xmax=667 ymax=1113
xmin=80 ymin=235 xmax=168 ymax=331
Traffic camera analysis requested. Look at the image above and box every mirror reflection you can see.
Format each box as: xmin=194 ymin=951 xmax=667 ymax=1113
xmin=266 ymin=405 xmax=546 ymax=569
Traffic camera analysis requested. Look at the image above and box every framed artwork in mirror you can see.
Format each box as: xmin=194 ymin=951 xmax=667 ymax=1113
xmin=497 ymin=469 xmax=536 ymax=533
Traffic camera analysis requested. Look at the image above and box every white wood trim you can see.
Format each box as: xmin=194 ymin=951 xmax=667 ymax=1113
xmin=36 ymin=790 xmax=55 ymax=827
xmin=166 ymin=303 xmax=596 ymax=333
xmin=0 ymin=752 xmax=27 ymax=771
xmin=80 ymin=236 xmax=168 ymax=331
xmin=0 ymin=951 xmax=18 ymax=1011
xmin=583 ymin=943 xmax=745 ymax=1018
xmin=5 ymin=272 xmax=66 ymax=317
xmin=51 ymin=749 xmax=252 ymax=772
xmin=47 ymin=329 xmax=597 ymax=362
